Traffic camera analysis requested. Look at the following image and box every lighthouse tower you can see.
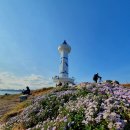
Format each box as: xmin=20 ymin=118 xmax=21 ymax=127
xmin=53 ymin=41 xmax=74 ymax=85
xmin=58 ymin=40 xmax=70 ymax=78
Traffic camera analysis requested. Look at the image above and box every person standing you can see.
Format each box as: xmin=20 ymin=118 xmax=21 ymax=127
xmin=93 ymin=73 xmax=102 ymax=83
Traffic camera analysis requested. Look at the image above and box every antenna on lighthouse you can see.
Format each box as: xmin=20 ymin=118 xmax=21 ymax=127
xmin=53 ymin=40 xmax=75 ymax=86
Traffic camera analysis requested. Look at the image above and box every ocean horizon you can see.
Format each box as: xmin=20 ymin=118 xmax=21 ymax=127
xmin=0 ymin=90 xmax=22 ymax=95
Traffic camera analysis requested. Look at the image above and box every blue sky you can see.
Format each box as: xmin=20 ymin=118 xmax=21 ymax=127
xmin=0 ymin=0 xmax=130 ymax=89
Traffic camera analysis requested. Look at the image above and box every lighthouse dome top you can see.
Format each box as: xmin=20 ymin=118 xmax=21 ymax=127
xmin=58 ymin=40 xmax=71 ymax=53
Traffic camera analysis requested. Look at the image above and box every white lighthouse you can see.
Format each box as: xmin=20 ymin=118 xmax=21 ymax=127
xmin=53 ymin=40 xmax=74 ymax=86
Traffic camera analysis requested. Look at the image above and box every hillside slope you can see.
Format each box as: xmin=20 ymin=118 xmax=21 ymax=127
xmin=2 ymin=83 xmax=130 ymax=130
xmin=0 ymin=87 xmax=53 ymax=125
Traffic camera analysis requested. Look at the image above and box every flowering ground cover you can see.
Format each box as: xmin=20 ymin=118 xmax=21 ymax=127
xmin=3 ymin=83 xmax=130 ymax=130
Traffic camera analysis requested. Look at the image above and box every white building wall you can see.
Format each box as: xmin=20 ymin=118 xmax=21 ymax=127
xmin=59 ymin=51 xmax=69 ymax=78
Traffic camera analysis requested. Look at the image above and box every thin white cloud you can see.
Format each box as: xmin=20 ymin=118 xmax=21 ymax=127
xmin=0 ymin=72 xmax=54 ymax=90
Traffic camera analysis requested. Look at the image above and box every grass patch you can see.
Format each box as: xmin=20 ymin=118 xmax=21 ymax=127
xmin=4 ymin=123 xmax=26 ymax=130
xmin=122 ymin=84 xmax=130 ymax=88
xmin=0 ymin=94 xmax=21 ymax=100
xmin=31 ymin=87 xmax=53 ymax=96
xmin=0 ymin=100 xmax=31 ymax=122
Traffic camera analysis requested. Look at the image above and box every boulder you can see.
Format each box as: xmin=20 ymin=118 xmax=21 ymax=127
xmin=19 ymin=95 xmax=28 ymax=102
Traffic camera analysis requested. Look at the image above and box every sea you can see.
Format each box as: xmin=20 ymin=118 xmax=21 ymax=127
xmin=0 ymin=90 xmax=22 ymax=95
